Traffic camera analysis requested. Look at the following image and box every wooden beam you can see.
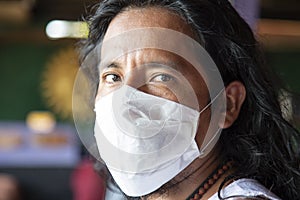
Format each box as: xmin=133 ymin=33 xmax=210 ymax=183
xmin=257 ymin=19 xmax=300 ymax=49
xmin=0 ymin=1 xmax=33 ymax=23
xmin=258 ymin=19 xmax=300 ymax=37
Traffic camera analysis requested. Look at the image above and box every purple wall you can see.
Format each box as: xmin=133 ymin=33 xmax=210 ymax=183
xmin=233 ymin=0 xmax=260 ymax=30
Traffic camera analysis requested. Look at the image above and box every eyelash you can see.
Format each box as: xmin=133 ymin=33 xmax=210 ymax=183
xmin=102 ymin=73 xmax=121 ymax=84
xmin=150 ymin=74 xmax=174 ymax=82
xmin=101 ymin=72 xmax=175 ymax=85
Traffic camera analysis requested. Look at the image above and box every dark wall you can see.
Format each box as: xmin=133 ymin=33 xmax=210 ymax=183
xmin=266 ymin=50 xmax=300 ymax=92
xmin=0 ymin=43 xmax=64 ymax=120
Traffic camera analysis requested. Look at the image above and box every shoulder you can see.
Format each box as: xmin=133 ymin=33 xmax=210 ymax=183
xmin=209 ymin=178 xmax=281 ymax=200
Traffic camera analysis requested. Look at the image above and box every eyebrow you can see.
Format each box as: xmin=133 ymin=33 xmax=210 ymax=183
xmin=100 ymin=48 xmax=188 ymax=71
xmin=142 ymin=61 xmax=180 ymax=71
xmin=100 ymin=60 xmax=180 ymax=71
xmin=99 ymin=62 xmax=122 ymax=72
xmin=100 ymin=47 xmax=190 ymax=71
xmin=106 ymin=62 xmax=121 ymax=69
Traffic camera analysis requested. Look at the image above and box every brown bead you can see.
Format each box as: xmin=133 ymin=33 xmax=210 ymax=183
xmin=213 ymin=174 xmax=219 ymax=180
xmin=198 ymin=187 xmax=205 ymax=195
xmin=222 ymin=165 xmax=228 ymax=171
xmin=218 ymin=169 xmax=224 ymax=175
xmin=188 ymin=162 xmax=233 ymax=199
xmin=203 ymin=183 xmax=210 ymax=190
xmin=208 ymin=178 xmax=214 ymax=185
xmin=194 ymin=194 xmax=200 ymax=199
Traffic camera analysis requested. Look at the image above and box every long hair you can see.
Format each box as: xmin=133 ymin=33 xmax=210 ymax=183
xmin=79 ymin=0 xmax=300 ymax=199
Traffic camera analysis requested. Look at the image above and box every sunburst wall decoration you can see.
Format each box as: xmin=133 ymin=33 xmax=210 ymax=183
xmin=41 ymin=46 xmax=79 ymax=120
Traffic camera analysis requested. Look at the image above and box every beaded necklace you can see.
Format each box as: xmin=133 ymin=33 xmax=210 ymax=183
xmin=186 ymin=161 xmax=232 ymax=200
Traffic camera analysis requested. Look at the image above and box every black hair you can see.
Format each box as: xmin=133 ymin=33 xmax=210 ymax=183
xmin=79 ymin=0 xmax=300 ymax=199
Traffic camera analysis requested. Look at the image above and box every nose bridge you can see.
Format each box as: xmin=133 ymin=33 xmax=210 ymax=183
xmin=124 ymin=67 xmax=147 ymax=89
xmin=123 ymin=52 xmax=147 ymax=89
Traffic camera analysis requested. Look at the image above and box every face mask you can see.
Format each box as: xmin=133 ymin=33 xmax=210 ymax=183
xmin=94 ymin=85 xmax=222 ymax=197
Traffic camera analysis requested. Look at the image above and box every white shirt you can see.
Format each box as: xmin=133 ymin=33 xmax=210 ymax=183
xmin=209 ymin=178 xmax=281 ymax=200
xmin=105 ymin=178 xmax=281 ymax=199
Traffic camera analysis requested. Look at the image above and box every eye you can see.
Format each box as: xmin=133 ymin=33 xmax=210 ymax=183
xmin=103 ymin=74 xmax=121 ymax=84
xmin=150 ymin=74 xmax=173 ymax=82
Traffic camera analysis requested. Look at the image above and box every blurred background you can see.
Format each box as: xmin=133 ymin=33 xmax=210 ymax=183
xmin=0 ymin=0 xmax=299 ymax=200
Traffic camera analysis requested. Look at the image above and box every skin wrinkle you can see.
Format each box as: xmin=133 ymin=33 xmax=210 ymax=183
xmin=98 ymin=9 xmax=212 ymax=150
xmin=99 ymin=48 xmax=208 ymax=111
xmin=96 ymin=6 xmax=246 ymax=200
xmin=104 ymin=7 xmax=197 ymax=41
xmin=98 ymin=8 xmax=213 ymax=199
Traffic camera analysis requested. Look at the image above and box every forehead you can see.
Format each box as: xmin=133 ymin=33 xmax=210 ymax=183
xmin=100 ymin=7 xmax=198 ymax=69
xmin=103 ymin=7 xmax=196 ymax=41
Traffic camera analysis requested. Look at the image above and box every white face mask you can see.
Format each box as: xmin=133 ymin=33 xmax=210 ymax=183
xmin=94 ymin=85 xmax=223 ymax=197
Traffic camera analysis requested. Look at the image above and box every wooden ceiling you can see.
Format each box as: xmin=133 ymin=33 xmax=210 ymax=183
xmin=1 ymin=0 xmax=300 ymax=23
xmin=1 ymin=0 xmax=300 ymax=49
xmin=261 ymin=0 xmax=300 ymax=20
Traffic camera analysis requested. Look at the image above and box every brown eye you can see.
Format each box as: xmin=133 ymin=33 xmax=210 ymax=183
xmin=151 ymin=74 xmax=173 ymax=82
xmin=104 ymin=74 xmax=121 ymax=84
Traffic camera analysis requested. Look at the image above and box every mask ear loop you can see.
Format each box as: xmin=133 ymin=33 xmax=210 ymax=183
xmin=198 ymin=88 xmax=225 ymax=157
xmin=199 ymin=88 xmax=225 ymax=115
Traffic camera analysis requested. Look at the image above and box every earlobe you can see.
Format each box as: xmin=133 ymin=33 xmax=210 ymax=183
xmin=221 ymin=81 xmax=246 ymax=129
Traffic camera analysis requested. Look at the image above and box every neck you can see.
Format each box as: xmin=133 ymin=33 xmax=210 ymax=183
xmin=141 ymin=147 xmax=222 ymax=200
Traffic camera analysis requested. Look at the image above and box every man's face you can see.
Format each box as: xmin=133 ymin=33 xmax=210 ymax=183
xmin=97 ymin=7 xmax=211 ymax=146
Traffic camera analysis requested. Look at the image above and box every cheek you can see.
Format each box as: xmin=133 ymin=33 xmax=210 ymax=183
xmin=138 ymin=84 xmax=179 ymax=103
xmin=195 ymin=108 xmax=211 ymax=147
xmin=95 ymin=84 xmax=104 ymax=100
xmin=95 ymin=83 xmax=113 ymax=101
xmin=193 ymin=86 xmax=211 ymax=148
xmin=184 ymin=74 xmax=211 ymax=147
xmin=96 ymin=82 xmax=180 ymax=103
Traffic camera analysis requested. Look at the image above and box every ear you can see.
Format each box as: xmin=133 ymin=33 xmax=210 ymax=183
xmin=221 ymin=81 xmax=246 ymax=129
